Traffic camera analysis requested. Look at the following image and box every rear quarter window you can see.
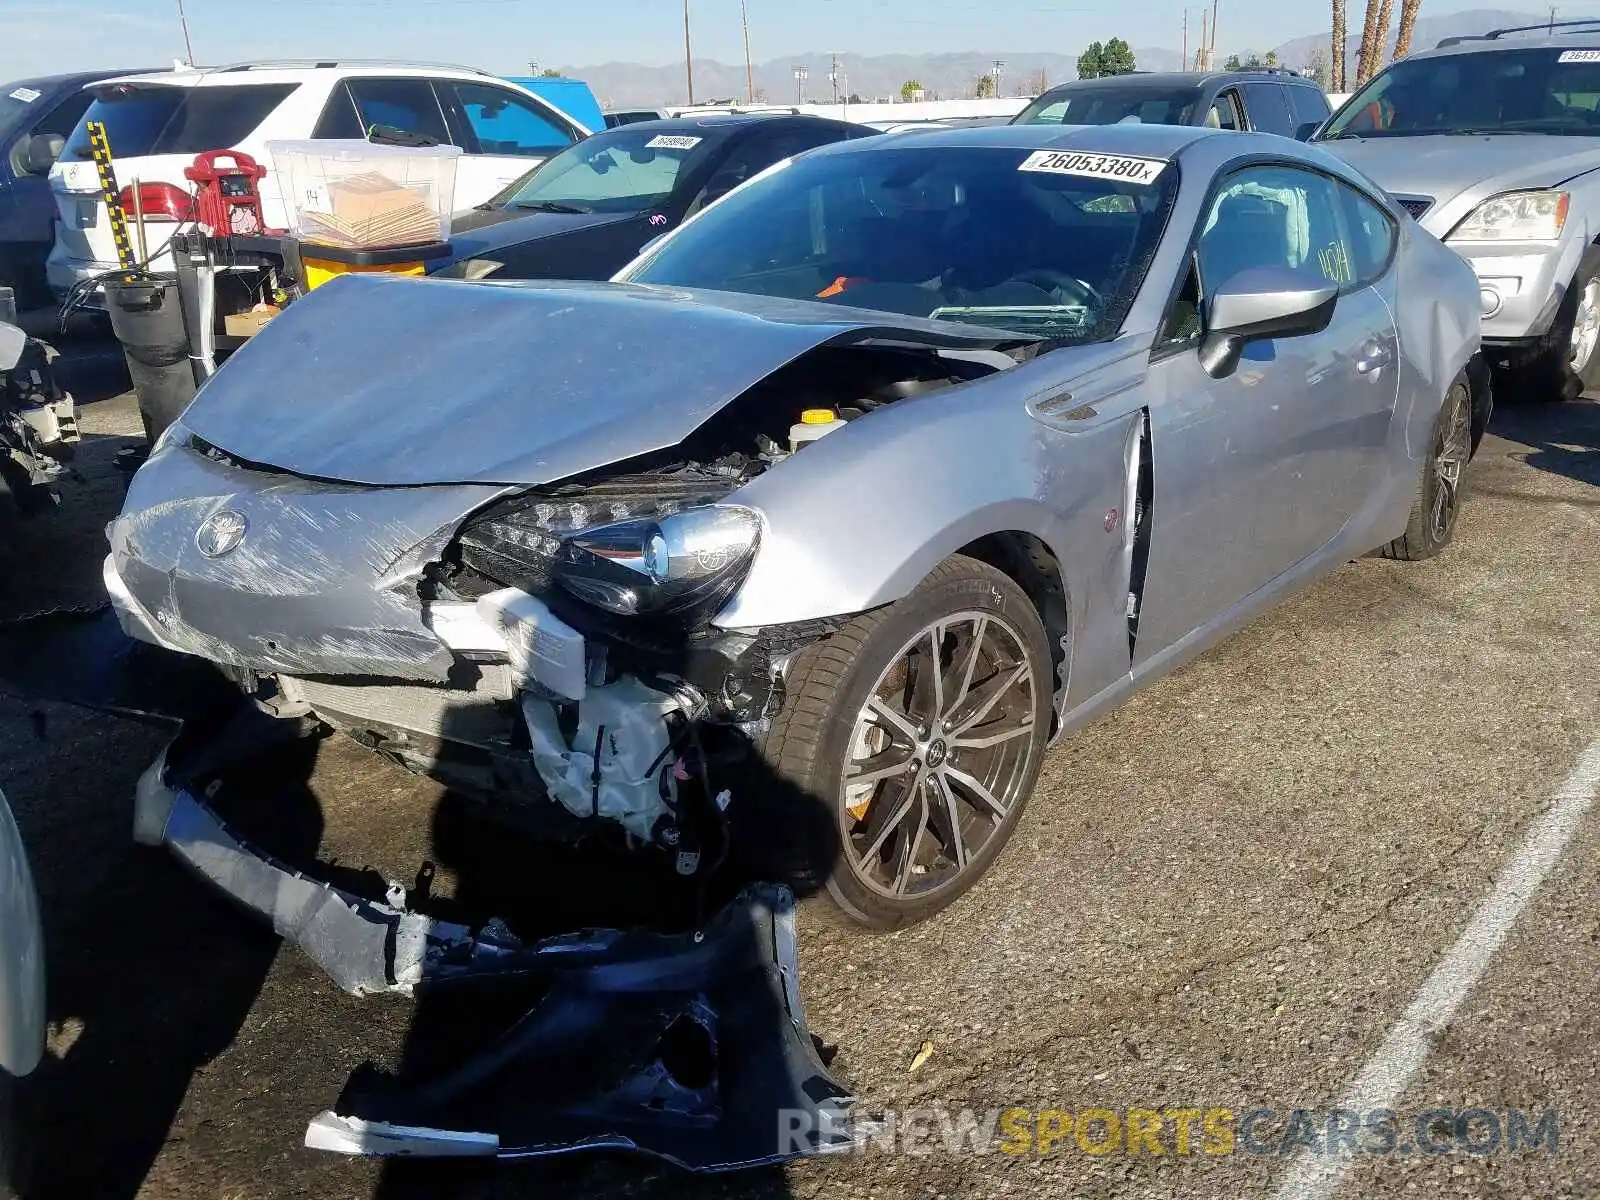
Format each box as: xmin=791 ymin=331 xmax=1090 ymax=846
xmin=64 ymin=83 xmax=297 ymax=160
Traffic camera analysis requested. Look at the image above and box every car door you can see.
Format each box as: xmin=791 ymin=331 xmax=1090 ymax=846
xmin=440 ymin=80 xmax=583 ymax=207
xmin=2 ymin=85 xmax=91 ymax=245
xmin=1131 ymin=161 xmax=1399 ymax=665
xmin=1239 ymin=80 xmax=1296 ymax=136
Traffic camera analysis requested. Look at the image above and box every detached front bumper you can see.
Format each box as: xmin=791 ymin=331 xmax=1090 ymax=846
xmin=136 ymin=718 xmax=856 ymax=1169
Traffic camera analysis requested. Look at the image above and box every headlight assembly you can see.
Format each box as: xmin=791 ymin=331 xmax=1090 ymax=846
xmin=553 ymin=505 xmax=761 ymax=617
xmin=434 ymin=258 xmax=505 ymax=280
xmin=1448 ymin=190 xmax=1569 ymax=242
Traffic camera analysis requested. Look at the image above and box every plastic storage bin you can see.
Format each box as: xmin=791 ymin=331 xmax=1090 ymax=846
xmin=265 ymin=139 xmax=461 ymax=250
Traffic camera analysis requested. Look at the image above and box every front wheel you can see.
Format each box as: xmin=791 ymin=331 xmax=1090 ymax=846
xmin=760 ymin=556 xmax=1053 ymax=931
xmin=1500 ymin=251 xmax=1600 ymax=402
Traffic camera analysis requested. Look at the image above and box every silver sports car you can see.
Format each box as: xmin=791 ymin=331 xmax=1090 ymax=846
xmin=106 ymin=124 xmax=1487 ymax=932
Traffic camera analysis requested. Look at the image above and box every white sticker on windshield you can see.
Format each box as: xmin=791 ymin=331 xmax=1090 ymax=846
xmin=1559 ymin=49 xmax=1600 ymax=61
xmin=1018 ymin=149 xmax=1167 ymax=184
xmin=645 ymin=134 xmax=703 ymax=150
xmin=8 ymin=87 xmax=41 ymax=103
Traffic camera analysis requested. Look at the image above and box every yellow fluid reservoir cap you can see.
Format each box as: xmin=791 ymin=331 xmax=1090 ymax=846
xmin=800 ymin=408 xmax=837 ymax=425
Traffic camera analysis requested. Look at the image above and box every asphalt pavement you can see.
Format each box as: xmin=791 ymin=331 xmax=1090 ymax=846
xmin=1 ymin=343 xmax=1597 ymax=1200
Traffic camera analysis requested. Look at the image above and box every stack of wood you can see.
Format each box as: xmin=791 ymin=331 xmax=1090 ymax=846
xmin=298 ymin=171 xmax=438 ymax=248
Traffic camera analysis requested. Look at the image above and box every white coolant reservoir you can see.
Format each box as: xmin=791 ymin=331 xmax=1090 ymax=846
xmin=789 ymin=408 xmax=847 ymax=452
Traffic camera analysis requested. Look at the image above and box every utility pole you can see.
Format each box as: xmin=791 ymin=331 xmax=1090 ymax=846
xmin=1183 ymin=9 xmax=1188 ymax=70
xmin=1550 ymin=5 xmax=1558 ymax=31
xmin=992 ymin=58 xmax=1006 ymax=96
xmin=683 ymin=0 xmax=695 ymax=105
xmin=175 ymin=0 xmax=194 ymax=64
xmin=741 ymin=0 xmax=754 ymax=103
xmin=1198 ymin=10 xmax=1208 ymax=68
xmin=793 ymin=63 xmax=807 ymax=104
xmin=1207 ymin=0 xmax=1220 ymax=70
xmin=829 ymin=52 xmax=840 ymax=103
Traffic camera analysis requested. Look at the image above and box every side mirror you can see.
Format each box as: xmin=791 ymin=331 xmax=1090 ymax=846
xmin=1199 ymin=266 xmax=1338 ymax=379
xmin=0 ymin=322 xmax=27 ymax=373
xmin=22 ymin=133 xmax=63 ymax=175
xmin=1293 ymin=120 xmax=1321 ymax=141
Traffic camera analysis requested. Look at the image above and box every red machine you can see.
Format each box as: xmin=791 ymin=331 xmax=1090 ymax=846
xmin=183 ymin=150 xmax=270 ymax=236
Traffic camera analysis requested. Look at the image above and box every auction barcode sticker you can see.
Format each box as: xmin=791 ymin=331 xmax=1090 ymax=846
xmin=1018 ymin=149 xmax=1167 ymax=184
xmin=646 ymin=134 xmax=703 ymax=150
xmin=1559 ymin=49 xmax=1600 ymax=61
xmin=7 ymin=87 xmax=41 ymax=103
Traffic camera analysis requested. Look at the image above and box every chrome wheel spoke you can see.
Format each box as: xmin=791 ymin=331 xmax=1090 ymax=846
xmin=856 ymin=778 xmax=921 ymax=863
xmin=946 ymin=615 xmax=988 ymax=722
xmin=951 ymin=662 xmax=1028 ymax=735
xmin=864 ymin=695 xmax=920 ymax=746
xmin=924 ymin=624 xmax=946 ymax=724
xmin=890 ymin=789 xmax=930 ymax=896
xmin=944 ymin=765 xmax=1009 ymax=823
xmin=952 ymin=722 xmax=1033 ymax=751
xmin=846 ymin=745 xmax=919 ymax=789
xmin=932 ymin=771 xmax=969 ymax=871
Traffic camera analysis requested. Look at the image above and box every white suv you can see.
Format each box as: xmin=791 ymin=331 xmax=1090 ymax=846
xmin=46 ymin=60 xmax=591 ymax=304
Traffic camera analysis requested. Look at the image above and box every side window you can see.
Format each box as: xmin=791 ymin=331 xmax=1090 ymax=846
xmin=1286 ymin=84 xmax=1331 ymax=134
xmin=1204 ymin=91 xmax=1242 ymax=131
xmin=31 ymin=91 xmax=92 ymax=140
xmin=1241 ymin=82 xmax=1295 ymax=136
xmin=1337 ymin=181 xmax=1396 ymax=286
xmin=689 ymin=132 xmax=787 ymax=212
xmin=311 ymin=83 xmax=364 ymax=140
xmin=449 ymin=83 xmax=577 ymax=157
xmin=1196 ymin=164 xmax=1356 ymax=296
xmin=1029 ymin=98 xmax=1072 ymax=124
xmin=344 ymin=78 xmax=450 ymax=145
xmin=1158 ymin=257 xmax=1204 ymax=348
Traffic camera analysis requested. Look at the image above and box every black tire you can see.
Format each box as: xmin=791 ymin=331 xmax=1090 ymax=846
xmin=1383 ymin=374 xmax=1473 ymax=561
xmin=0 ymin=1068 xmax=32 ymax=1200
xmin=757 ymin=555 xmax=1052 ymax=931
xmin=1497 ymin=248 xmax=1600 ymax=403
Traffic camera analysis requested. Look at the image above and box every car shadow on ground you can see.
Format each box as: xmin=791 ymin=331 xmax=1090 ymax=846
xmin=1480 ymin=394 xmax=1600 ymax=493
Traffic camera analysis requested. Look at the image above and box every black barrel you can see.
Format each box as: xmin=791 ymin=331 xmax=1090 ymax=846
xmin=104 ymin=277 xmax=196 ymax=444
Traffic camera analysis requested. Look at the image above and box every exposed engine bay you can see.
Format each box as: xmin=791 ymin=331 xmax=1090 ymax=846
xmin=129 ymin=337 xmax=1020 ymax=884
xmin=0 ymin=322 xmax=79 ymax=521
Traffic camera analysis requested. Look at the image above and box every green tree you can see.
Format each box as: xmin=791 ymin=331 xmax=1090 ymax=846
xmin=1306 ymin=47 xmax=1331 ymax=87
xmin=1224 ymin=50 xmax=1277 ymax=70
xmin=539 ymin=68 xmax=562 ymax=77
xmin=1101 ymin=37 xmax=1137 ymax=74
xmin=975 ymin=73 xmax=997 ymax=98
xmin=900 ymin=78 xmax=924 ymax=102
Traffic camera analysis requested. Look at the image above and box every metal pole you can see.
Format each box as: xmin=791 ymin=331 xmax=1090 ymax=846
xmin=175 ymin=0 xmax=195 ymax=64
xmin=129 ymin=177 xmax=149 ymax=265
xmin=741 ymin=0 xmax=754 ymax=103
xmin=683 ymin=0 xmax=695 ymax=105
xmin=1208 ymin=0 xmax=1220 ymax=69
xmin=1183 ymin=10 xmax=1188 ymax=70
xmin=1198 ymin=10 xmax=1208 ymax=69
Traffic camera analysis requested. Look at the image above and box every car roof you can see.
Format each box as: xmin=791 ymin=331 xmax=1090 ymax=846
xmin=1412 ymin=25 xmax=1600 ymax=58
xmin=91 ymin=61 xmax=509 ymax=89
xmin=609 ymin=113 xmax=830 ymax=132
xmin=819 ymin=121 xmax=1218 ymax=160
xmin=1037 ymin=69 xmax=1316 ymax=94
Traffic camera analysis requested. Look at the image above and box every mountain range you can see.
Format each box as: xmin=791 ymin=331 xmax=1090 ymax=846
xmin=552 ymin=8 xmax=1542 ymax=107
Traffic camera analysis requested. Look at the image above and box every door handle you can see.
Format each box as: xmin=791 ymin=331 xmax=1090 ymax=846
xmin=1355 ymin=339 xmax=1394 ymax=374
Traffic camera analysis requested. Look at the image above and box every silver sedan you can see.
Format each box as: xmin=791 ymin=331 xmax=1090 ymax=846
xmin=105 ymin=124 xmax=1486 ymax=936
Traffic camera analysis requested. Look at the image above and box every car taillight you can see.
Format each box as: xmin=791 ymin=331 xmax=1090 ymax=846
xmin=118 ymin=182 xmax=193 ymax=222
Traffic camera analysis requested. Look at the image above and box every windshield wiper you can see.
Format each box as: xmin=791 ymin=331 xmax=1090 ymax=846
xmin=511 ymin=200 xmax=593 ymax=214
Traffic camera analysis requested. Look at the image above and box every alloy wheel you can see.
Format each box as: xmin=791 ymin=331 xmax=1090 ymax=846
xmin=1571 ymin=277 xmax=1600 ymax=373
xmin=1430 ymin=386 xmax=1472 ymax=542
xmin=840 ymin=611 xmax=1040 ymax=901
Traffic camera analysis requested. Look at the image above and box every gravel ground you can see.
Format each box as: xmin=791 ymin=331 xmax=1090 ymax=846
xmin=1 ymin=345 xmax=1597 ymax=1200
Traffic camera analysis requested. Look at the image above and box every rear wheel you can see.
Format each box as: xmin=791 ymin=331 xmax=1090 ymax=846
xmin=760 ymin=556 xmax=1052 ymax=930
xmin=1383 ymin=375 xmax=1472 ymax=561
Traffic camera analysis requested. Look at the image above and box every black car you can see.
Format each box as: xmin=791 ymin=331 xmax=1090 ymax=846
xmin=1012 ymin=69 xmax=1331 ymax=141
xmin=436 ymin=113 xmax=875 ymax=282
xmin=0 ymin=69 xmax=154 ymax=306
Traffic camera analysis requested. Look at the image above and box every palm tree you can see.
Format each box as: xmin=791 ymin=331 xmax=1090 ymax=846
xmin=1393 ymin=0 xmax=1424 ymax=59
xmin=1332 ymin=0 xmax=1348 ymax=90
xmin=1355 ymin=0 xmax=1382 ymax=83
xmin=1371 ymin=0 xmax=1397 ymax=73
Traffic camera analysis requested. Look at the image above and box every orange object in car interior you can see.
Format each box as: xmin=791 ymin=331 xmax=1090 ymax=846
xmin=817 ymin=275 xmax=868 ymax=298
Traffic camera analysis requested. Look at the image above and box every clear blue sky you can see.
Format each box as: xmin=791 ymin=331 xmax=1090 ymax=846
xmin=0 ymin=0 xmax=1510 ymax=82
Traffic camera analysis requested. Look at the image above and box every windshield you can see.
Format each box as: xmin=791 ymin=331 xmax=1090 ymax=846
xmin=0 ymin=84 xmax=47 ymax=136
xmin=1319 ymin=48 xmax=1600 ymax=137
xmin=622 ymin=143 xmax=1180 ymax=342
xmin=1013 ymin=85 xmax=1201 ymax=127
xmin=491 ymin=127 xmax=710 ymax=213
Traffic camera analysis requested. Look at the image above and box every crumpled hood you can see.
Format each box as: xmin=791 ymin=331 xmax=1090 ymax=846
xmin=178 ymin=273 xmax=1036 ymax=488
xmin=1320 ymin=133 xmax=1600 ymax=229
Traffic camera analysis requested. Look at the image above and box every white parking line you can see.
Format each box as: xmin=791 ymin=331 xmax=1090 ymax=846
xmin=1271 ymin=738 xmax=1600 ymax=1200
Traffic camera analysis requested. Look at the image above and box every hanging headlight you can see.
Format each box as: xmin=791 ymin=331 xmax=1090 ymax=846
xmin=1448 ymin=191 xmax=1569 ymax=242
xmin=552 ymin=505 xmax=761 ymax=618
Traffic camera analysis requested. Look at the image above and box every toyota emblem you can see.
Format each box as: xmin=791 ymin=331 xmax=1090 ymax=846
xmin=195 ymin=509 xmax=248 ymax=558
